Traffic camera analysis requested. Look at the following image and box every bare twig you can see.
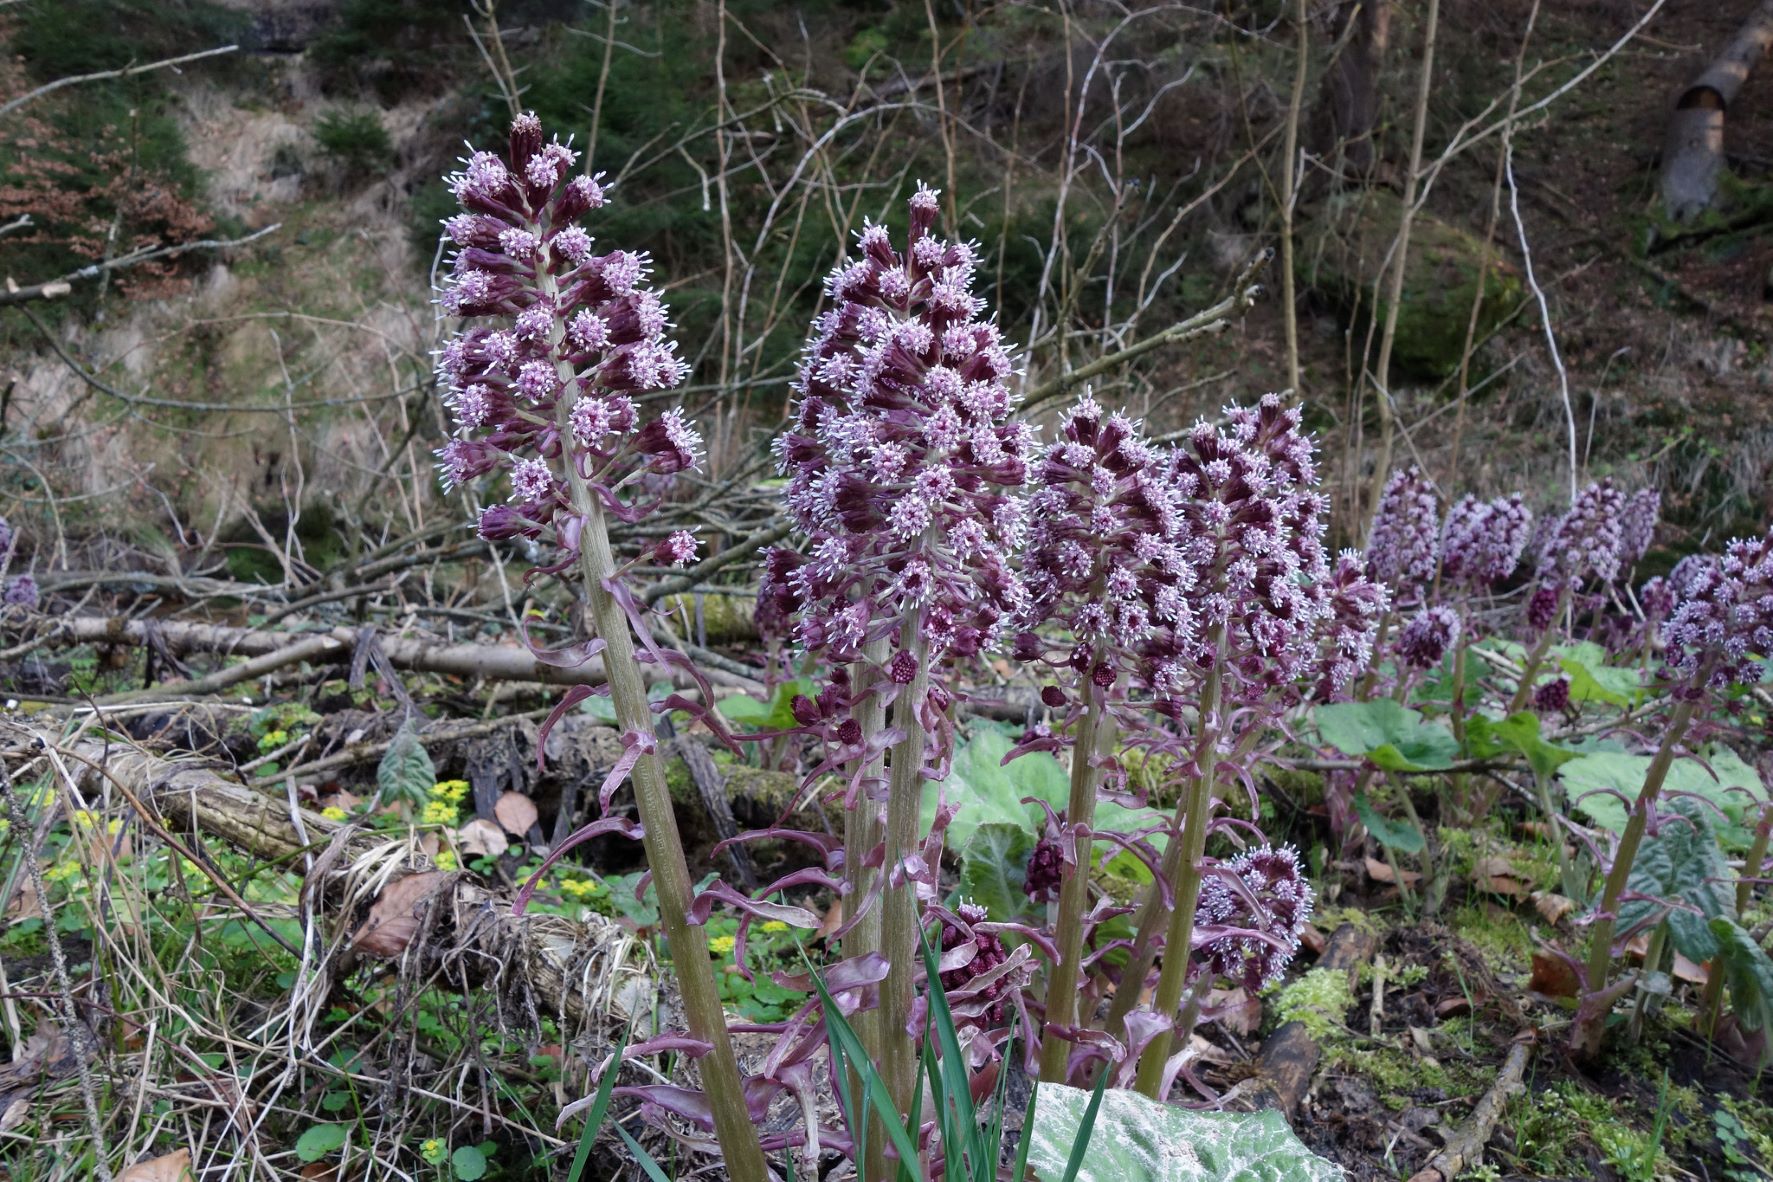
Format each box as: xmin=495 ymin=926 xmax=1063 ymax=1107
xmin=0 ymin=45 xmax=238 ymax=119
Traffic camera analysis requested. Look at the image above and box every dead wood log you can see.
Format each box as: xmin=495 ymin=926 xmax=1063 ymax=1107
xmin=1661 ymin=0 xmax=1773 ymax=221
xmin=1405 ymin=1037 xmax=1533 ymax=1182
xmin=1248 ymin=923 xmax=1379 ymax=1119
xmin=53 ymin=734 xmax=651 ymax=1032
xmin=51 ymin=614 xmax=761 ymax=696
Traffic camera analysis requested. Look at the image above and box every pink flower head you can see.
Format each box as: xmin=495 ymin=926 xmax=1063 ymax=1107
xmin=657 ymin=530 xmax=699 ymax=567
xmin=1018 ymin=394 xmax=1192 ymax=690
xmin=3 ymin=574 xmax=38 ymax=610
xmin=1364 ymin=467 xmax=1440 ymax=600
xmin=774 ymin=187 xmax=1032 ymax=676
xmin=1396 ymin=603 xmax=1461 ymax=671
xmin=1308 ymin=550 xmax=1390 ymax=702
xmin=1439 ymin=493 xmax=1532 ymax=590
xmin=1536 ymin=479 xmax=1627 ymax=590
xmin=1620 ymin=487 xmax=1660 ymax=569
xmin=1146 ymin=395 xmax=1335 ymax=711
xmin=938 ymin=901 xmax=1015 ymax=1029
xmin=434 ymin=113 xmax=704 ymax=555
xmin=1661 ymin=527 xmax=1773 ymax=696
xmin=1192 ymin=844 xmax=1315 ymax=991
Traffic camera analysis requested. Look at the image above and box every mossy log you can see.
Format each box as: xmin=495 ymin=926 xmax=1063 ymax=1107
xmin=1301 ymin=191 xmax=1522 ymax=380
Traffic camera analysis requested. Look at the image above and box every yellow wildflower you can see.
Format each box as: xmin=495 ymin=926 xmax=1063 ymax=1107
xmin=561 ymin=878 xmax=604 ymax=899
xmin=708 ymin=935 xmax=736 ymax=955
xmin=43 ymin=861 xmax=80 ymax=883
xmin=434 ymin=850 xmax=458 ymax=871
xmin=421 ymin=801 xmax=459 ymax=826
xmin=419 ymin=1138 xmax=447 ymax=1165
xmin=321 ymin=806 xmax=349 ymax=822
xmin=759 ymin=921 xmax=789 ymax=934
xmin=430 ymin=779 xmax=470 ymax=804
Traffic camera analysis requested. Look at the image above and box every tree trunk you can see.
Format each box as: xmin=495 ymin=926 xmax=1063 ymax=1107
xmin=1660 ymin=0 xmax=1773 ymax=222
xmin=1312 ymin=0 xmax=1392 ymax=184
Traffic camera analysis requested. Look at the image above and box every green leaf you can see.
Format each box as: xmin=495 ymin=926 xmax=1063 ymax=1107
xmin=716 ymin=678 xmax=817 ymax=731
xmin=451 ymin=1146 xmax=487 ymax=1181
xmin=1552 ymin=642 xmax=1643 ymax=709
xmin=1618 ymin=798 xmax=1735 ymax=963
xmin=921 ymin=726 xmax=1163 ymax=850
xmin=1352 ymin=792 xmax=1425 ymax=855
xmin=1027 ymin=1084 xmax=1341 ymax=1182
xmin=1313 ymin=699 xmax=1459 ymax=771
xmin=1559 ymin=747 xmax=1767 ymax=849
xmin=1463 ymin=712 xmax=1580 ymax=781
xmin=295 ymin=1124 xmax=348 ymax=1163
xmin=958 ymin=823 xmax=1037 ymax=922
xmin=1710 ymin=918 xmax=1773 ymax=1052
xmin=376 ymin=722 xmax=435 ymax=806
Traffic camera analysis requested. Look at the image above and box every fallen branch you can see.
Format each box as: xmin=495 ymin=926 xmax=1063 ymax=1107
xmin=49 ymin=615 xmax=762 ymax=696
xmin=1249 ymin=922 xmax=1378 ymax=1119
xmin=1405 ymin=1037 xmax=1534 ymax=1182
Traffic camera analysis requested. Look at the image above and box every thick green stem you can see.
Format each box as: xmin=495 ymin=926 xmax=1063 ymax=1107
xmin=1133 ymin=628 xmax=1225 ymax=1098
xmin=1575 ymin=699 xmax=1697 ymax=1058
xmin=1038 ymin=679 xmax=1117 ymax=1083
xmin=843 ymin=637 xmax=893 ymax=1073
xmin=1508 ymin=587 xmax=1570 ymax=714
xmin=540 ymin=266 xmax=765 ymax=1181
xmin=872 ymin=621 xmax=931 ymax=1172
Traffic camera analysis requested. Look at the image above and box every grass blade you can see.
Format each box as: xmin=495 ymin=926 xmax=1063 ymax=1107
xmin=565 ymin=1025 xmax=631 ymax=1182
xmin=810 ymin=963 xmax=925 ymax=1180
xmin=614 ymin=1122 xmax=675 ymax=1182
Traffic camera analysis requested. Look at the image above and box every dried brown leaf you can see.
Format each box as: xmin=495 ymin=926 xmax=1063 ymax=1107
xmin=118 ymin=1149 xmax=193 ymax=1182
xmin=1528 ymin=951 xmax=1580 ymax=999
xmin=351 ymin=871 xmax=447 ymax=958
xmin=493 ymin=792 xmax=539 ymax=837
xmin=1365 ymin=856 xmax=1422 ymax=886
xmin=1531 ymin=890 xmax=1576 ymax=925
xmin=457 ymin=818 xmax=508 ymax=859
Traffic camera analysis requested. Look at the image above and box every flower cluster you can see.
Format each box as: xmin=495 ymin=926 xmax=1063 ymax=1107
xmin=1438 ymin=493 xmax=1532 ymax=590
xmin=1023 ymin=834 xmax=1064 ymax=904
xmin=1535 ymin=479 xmax=1627 ymax=590
xmin=1149 ymin=396 xmax=1334 ymax=709
xmin=1308 ymin=551 xmax=1390 ymax=703
xmin=774 ymin=186 xmax=1031 ymax=672
xmin=1018 ymin=394 xmax=1190 ymax=692
xmin=432 ymin=113 xmax=703 ymax=558
xmin=1191 ymin=845 xmax=1314 ymax=992
xmin=1619 ymin=488 xmax=1660 ymax=569
xmin=1533 ymin=676 xmax=1571 ymax=714
xmin=1396 ymin=604 xmax=1462 ymax=672
xmin=937 ymin=902 xmax=1014 ymax=1029
xmin=1364 ymin=467 xmax=1439 ymax=601
xmin=1661 ymin=528 xmax=1773 ymax=695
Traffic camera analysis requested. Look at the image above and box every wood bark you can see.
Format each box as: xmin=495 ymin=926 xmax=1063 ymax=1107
xmin=1660 ymin=0 xmax=1773 ymax=221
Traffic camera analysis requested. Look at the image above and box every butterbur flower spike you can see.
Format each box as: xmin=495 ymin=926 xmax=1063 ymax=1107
xmin=434 ymin=114 xmax=769 ymax=1182
xmin=1396 ymin=604 xmax=1461 ymax=672
xmin=1364 ymin=467 xmax=1439 ymax=601
xmin=1439 ymin=493 xmax=1532 ymax=590
xmin=776 ymin=183 xmax=1032 ymax=682
xmin=1536 ymin=479 xmax=1627 ymax=591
